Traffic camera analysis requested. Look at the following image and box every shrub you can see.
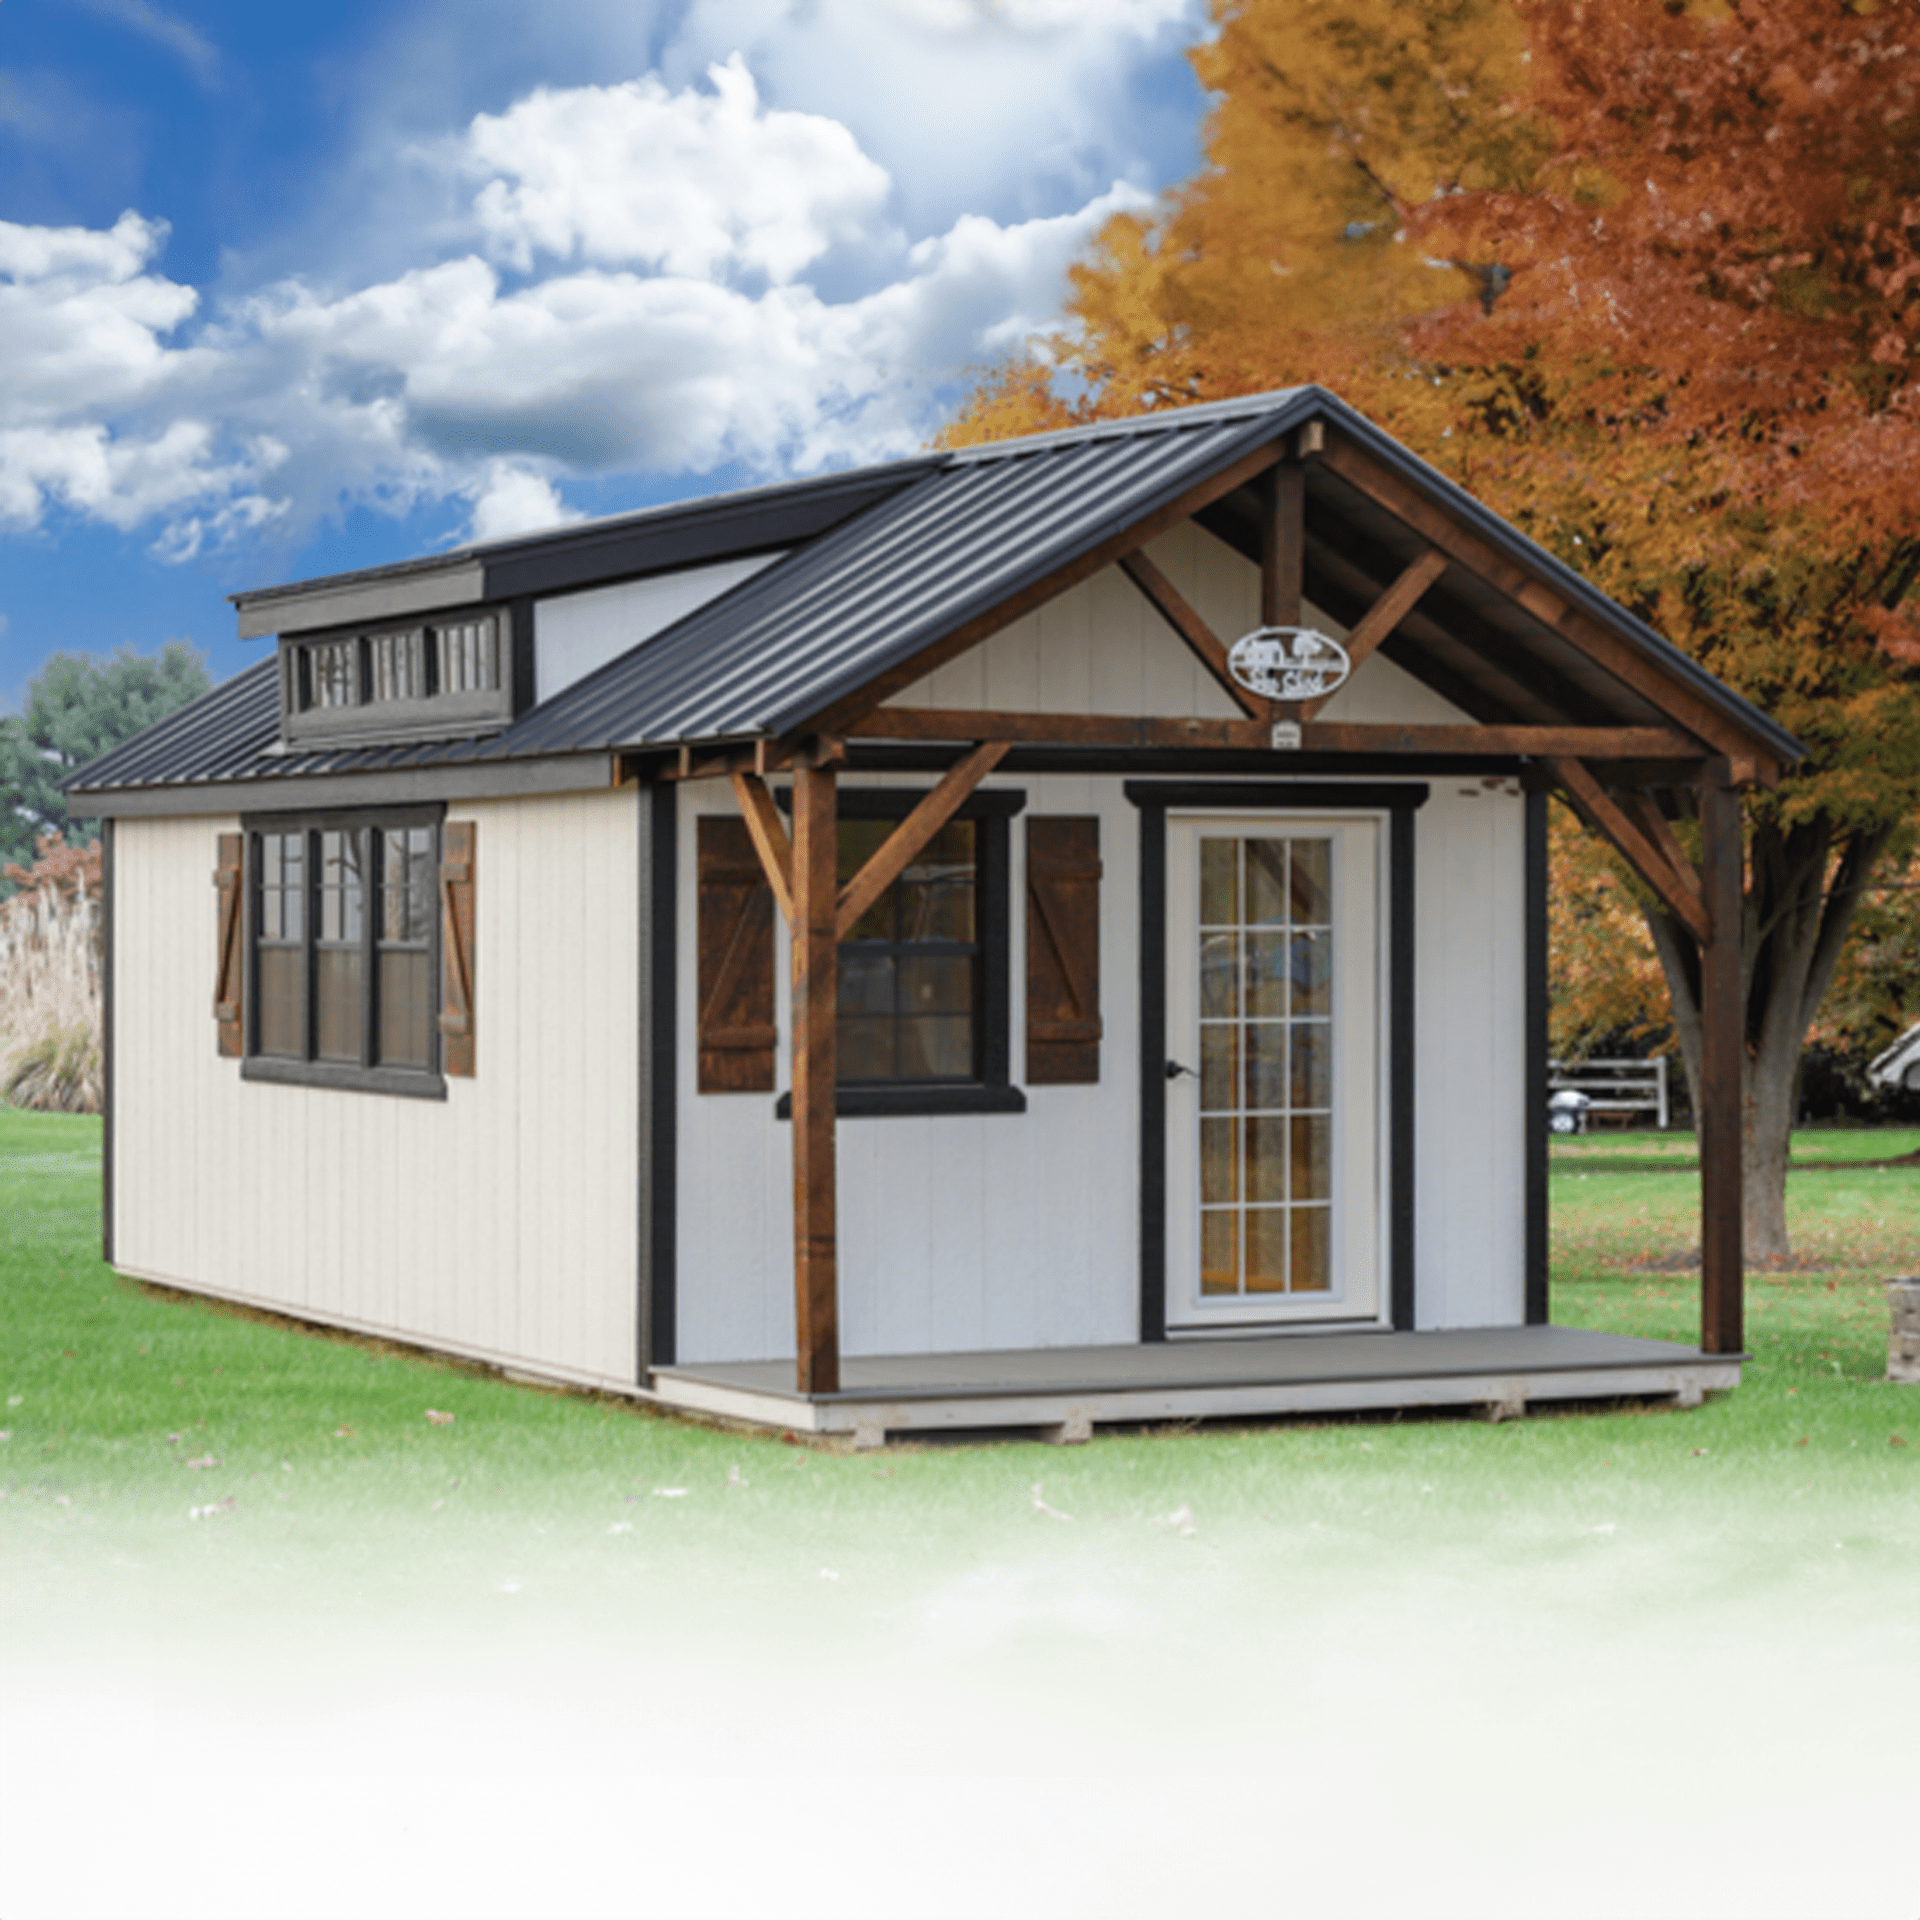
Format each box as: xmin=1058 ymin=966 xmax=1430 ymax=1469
xmin=0 ymin=833 xmax=103 ymax=1114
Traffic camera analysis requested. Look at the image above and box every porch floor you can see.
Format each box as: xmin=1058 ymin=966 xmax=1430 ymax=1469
xmin=649 ymin=1325 xmax=1742 ymax=1446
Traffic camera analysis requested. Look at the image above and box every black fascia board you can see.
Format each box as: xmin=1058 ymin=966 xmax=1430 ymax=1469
xmin=477 ymin=461 xmax=944 ymax=602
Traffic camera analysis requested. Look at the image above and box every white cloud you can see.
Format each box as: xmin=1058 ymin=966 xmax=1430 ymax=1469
xmin=464 ymin=463 xmax=579 ymax=543
xmin=466 ymin=55 xmax=890 ymax=282
xmin=0 ymin=59 xmax=1148 ymax=554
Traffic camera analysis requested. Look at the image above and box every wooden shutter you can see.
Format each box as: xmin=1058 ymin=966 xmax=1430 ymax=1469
xmin=213 ymin=832 xmax=245 ymax=1059
xmin=1026 ymin=816 xmax=1102 ymax=1084
xmin=439 ymin=821 xmax=477 ymax=1077
xmin=698 ymin=816 xmax=778 ymax=1093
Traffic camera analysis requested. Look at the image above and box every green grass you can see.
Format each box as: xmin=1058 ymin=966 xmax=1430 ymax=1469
xmin=4 ymin=1109 xmax=1916 ymax=1919
xmin=4 ymin=1108 xmax=1913 ymax=1554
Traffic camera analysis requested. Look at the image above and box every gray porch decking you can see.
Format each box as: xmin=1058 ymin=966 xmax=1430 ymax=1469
xmin=649 ymin=1325 xmax=1742 ymax=1446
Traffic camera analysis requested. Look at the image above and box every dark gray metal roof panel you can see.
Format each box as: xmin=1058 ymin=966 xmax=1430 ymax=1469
xmin=510 ymin=400 xmax=1304 ymax=750
xmin=76 ymin=383 xmax=1803 ymax=797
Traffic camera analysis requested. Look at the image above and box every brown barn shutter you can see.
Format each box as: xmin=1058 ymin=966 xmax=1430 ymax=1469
xmin=439 ymin=821 xmax=477 ymax=1077
xmin=698 ymin=816 xmax=778 ymax=1092
xmin=1026 ymin=816 xmax=1102 ymax=1084
xmin=213 ymin=832 xmax=245 ymax=1058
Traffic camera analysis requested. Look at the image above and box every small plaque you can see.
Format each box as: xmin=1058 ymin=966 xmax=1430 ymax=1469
xmin=1228 ymin=625 xmax=1351 ymax=701
xmin=1270 ymin=720 xmax=1302 ymax=751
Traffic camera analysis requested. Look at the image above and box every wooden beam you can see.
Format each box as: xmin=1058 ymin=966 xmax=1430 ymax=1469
xmin=1118 ymin=550 xmax=1262 ymax=717
xmin=1317 ymin=435 xmax=1780 ymax=773
xmin=1613 ymin=791 xmax=1703 ymax=910
xmin=730 ymin=771 xmax=795 ymax=925
xmin=802 ymin=438 xmax=1286 ymax=740
xmin=1310 ymin=724 xmax=1698 ymax=760
xmin=1300 ymin=548 xmax=1448 ymax=721
xmin=1263 ymin=465 xmax=1304 ymax=628
xmin=834 ymin=741 xmax=1009 ymax=941
xmin=1547 ymin=756 xmax=1710 ymax=942
xmin=856 ymin=707 xmax=1702 ymax=760
xmin=1698 ymin=779 xmax=1746 ymax=1355
xmin=790 ymin=760 xmax=840 ymax=1397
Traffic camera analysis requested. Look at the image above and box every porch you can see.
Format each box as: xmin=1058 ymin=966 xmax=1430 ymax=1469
xmin=649 ymin=1325 xmax=1743 ymax=1447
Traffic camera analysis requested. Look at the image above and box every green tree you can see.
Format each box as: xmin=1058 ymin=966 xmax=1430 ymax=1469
xmin=0 ymin=642 xmax=211 ymax=878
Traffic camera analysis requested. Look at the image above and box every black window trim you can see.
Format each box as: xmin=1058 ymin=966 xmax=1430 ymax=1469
xmin=775 ymin=785 xmax=1028 ymax=1120
xmin=240 ymin=803 xmax=449 ymax=1101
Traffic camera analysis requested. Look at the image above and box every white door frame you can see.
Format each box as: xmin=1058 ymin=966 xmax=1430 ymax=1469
xmin=1161 ymin=809 xmax=1391 ymax=1331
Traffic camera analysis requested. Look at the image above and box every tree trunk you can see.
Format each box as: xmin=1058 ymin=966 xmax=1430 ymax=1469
xmin=1645 ymin=808 xmax=1894 ymax=1266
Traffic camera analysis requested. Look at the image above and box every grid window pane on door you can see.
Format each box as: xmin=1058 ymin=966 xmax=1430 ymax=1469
xmin=315 ymin=828 xmax=365 ymax=1064
xmin=254 ymin=830 xmax=306 ymax=1057
xmin=1197 ymin=834 xmax=1333 ymax=1296
xmin=377 ymin=826 xmax=434 ymax=1067
xmin=837 ymin=818 xmax=977 ymax=1082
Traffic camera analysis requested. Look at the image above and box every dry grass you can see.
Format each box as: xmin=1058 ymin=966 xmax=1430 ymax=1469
xmin=0 ymin=866 xmax=102 ymax=1112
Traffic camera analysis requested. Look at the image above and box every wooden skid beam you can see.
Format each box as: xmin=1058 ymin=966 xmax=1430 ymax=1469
xmin=1547 ymin=756 xmax=1710 ymax=942
xmin=730 ymin=772 xmax=795 ymax=924
xmin=1300 ymin=548 xmax=1448 ymax=721
xmin=1698 ymin=780 xmax=1745 ymax=1355
xmin=804 ymin=438 xmax=1286 ymax=739
xmin=1117 ymin=550 xmax=1261 ymax=717
xmin=835 ymin=741 xmax=1009 ymax=941
xmin=1318 ymin=436 xmax=1779 ymax=773
xmin=790 ymin=762 xmax=841 ymax=1397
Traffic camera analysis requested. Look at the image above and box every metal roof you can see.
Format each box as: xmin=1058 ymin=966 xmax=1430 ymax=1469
xmin=71 ymin=384 xmax=1804 ymax=800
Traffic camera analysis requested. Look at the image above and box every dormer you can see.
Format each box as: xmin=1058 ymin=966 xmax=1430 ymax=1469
xmin=278 ymin=606 xmax=515 ymax=748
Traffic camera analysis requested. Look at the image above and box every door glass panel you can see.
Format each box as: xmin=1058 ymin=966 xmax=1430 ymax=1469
xmin=1193 ymin=833 xmax=1336 ymax=1301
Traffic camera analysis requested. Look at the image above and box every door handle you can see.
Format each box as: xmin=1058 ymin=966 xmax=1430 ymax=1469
xmin=1165 ymin=1059 xmax=1197 ymax=1081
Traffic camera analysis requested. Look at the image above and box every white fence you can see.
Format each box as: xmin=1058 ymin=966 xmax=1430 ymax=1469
xmin=1547 ymin=1055 xmax=1670 ymax=1129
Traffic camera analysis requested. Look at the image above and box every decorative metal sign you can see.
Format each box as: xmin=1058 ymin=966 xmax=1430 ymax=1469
xmin=1227 ymin=625 xmax=1352 ymax=702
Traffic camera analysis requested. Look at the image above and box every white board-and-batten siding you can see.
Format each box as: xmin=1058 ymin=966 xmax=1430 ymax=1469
xmin=676 ymin=534 xmax=1528 ymax=1364
xmin=111 ymin=793 xmax=642 ymax=1390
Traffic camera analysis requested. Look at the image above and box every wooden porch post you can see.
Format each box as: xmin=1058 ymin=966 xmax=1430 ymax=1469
xmin=1698 ymin=778 xmax=1745 ymax=1355
xmin=790 ymin=758 xmax=841 ymax=1395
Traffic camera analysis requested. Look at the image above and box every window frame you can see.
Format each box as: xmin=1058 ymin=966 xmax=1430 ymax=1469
xmin=240 ymin=805 xmax=449 ymax=1101
xmin=776 ymin=786 xmax=1027 ymax=1120
xmin=278 ymin=609 xmax=513 ymax=750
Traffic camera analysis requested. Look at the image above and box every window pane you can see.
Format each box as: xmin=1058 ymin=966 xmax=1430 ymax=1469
xmin=1200 ymin=837 xmax=1237 ymax=926
xmin=257 ymin=947 xmax=304 ymax=1058
xmin=1245 ymin=839 xmax=1287 ymax=926
xmin=382 ymin=827 xmax=433 ymax=942
xmin=368 ymin=630 xmax=425 ymax=703
xmin=1245 ymin=1208 xmax=1289 ymax=1293
xmin=1244 ymin=1023 xmax=1286 ymax=1111
xmin=1200 ymin=1209 xmax=1236 ymax=1295
xmin=378 ymin=950 xmax=431 ymax=1068
xmin=899 ymin=1015 xmax=971 ymax=1079
xmin=834 ymin=813 xmax=981 ymax=1086
xmin=896 ymin=822 xmax=974 ymax=942
xmin=316 ymin=949 xmax=363 ymax=1062
xmin=308 ymin=640 xmax=358 ymax=709
xmin=1290 ymin=840 xmax=1332 ymax=925
xmin=319 ymin=831 xmax=363 ymax=943
xmin=436 ymin=617 xmax=498 ymax=693
xmin=838 ymin=1017 xmax=896 ymax=1081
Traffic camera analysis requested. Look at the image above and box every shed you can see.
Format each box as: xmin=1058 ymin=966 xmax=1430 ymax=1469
xmin=71 ymin=388 xmax=1799 ymax=1444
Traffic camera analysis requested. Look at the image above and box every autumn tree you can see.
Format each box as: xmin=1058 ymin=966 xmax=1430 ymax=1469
xmin=944 ymin=0 xmax=1920 ymax=1263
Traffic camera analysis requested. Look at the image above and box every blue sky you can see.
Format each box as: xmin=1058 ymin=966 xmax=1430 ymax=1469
xmin=0 ymin=0 xmax=1212 ymax=709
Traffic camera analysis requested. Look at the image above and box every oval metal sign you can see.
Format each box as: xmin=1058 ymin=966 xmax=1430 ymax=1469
xmin=1226 ymin=625 xmax=1352 ymax=702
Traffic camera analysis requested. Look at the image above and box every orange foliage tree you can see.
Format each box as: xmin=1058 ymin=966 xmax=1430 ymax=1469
xmin=943 ymin=0 xmax=1920 ymax=1259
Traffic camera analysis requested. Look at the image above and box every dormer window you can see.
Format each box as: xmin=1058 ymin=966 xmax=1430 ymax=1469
xmin=280 ymin=609 xmax=513 ymax=748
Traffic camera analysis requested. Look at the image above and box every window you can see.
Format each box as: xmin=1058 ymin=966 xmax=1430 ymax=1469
xmin=279 ymin=610 xmax=512 ymax=748
xmin=765 ymin=788 xmax=1024 ymax=1119
xmin=244 ymin=808 xmax=446 ymax=1098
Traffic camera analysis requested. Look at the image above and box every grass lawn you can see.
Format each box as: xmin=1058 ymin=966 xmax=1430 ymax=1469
xmin=3 ymin=1107 xmax=1916 ymax=1920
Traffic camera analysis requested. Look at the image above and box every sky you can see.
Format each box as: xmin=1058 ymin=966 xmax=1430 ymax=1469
xmin=0 ymin=0 xmax=1213 ymax=711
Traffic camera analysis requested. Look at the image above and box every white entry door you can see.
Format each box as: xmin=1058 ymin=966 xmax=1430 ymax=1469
xmin=1164 ymin=814 xmax=1385 ymax=1328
